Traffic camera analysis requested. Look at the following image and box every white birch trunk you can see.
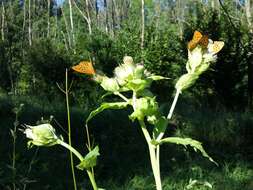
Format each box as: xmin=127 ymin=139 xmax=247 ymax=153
xmin=1 ymin=2 xmax=5 ymax=41
xmin=28 ymin=0 xmax=32 ymax=46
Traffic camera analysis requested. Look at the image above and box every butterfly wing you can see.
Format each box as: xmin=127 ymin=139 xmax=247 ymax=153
xmin=72 ymin=61 xmax=95 ymax=75
xmin=187 ymin=30 xmax=203 ymax=50
xmin=199 ymin=35 xmax=209 ymax=48
xmin=208 ymin=41 xmax=224 ymax=54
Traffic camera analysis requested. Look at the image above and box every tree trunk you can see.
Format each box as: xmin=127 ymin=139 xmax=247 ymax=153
xmin=245 ymin=0 xmax=253 ymax=109
xmin=47 ymin=0 xmax=50 ymax=37
xmin=61 ymin=7 xmax=71 ymax=49
xmin=72 ymin=0 xmax=92 ymax=35
xmin=85 ymin=0 xmax=92 ymax=35
xmin=141 ymin=0 xmax=145 ymax=64
xmin=104 ymin=0 xmax=109 ymax=33
xmin=68 ymin=0 xmax=75 ymax=48
xmin=28 ymin=0 xmax=32 ymax=46
xmin=1 ymin=1 xmax=5 ymax=41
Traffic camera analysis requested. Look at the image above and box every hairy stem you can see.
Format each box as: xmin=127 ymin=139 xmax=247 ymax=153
xmin=58 ymin=140 xmax=98 ymax=190
xmin=167 ymin=89 xmax=180 ymax=119
xmin=132 ymin=91 xmax=162 ymax=190
xmin=58 ymin=140 xmax=83 ymax=161
xmin=139 ymin=120 xmax=162 ymax=190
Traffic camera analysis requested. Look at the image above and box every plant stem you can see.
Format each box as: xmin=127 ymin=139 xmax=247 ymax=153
xmin=139 ymin=120 xmax=162 ymax=190
xmin=12 ymin=113 xmax=18 ymax=190
xmin=132 ymin=91 xmax=162 ymax=190
xmin=58 ymin=140 xmax=83 ymax=161
xmin=87 ymin=169 xmax=98 ymax=190
xmin=85 ymin=124 xmax=95 ymax=176
xmin=58 ymin=140 xmax=98 ymax=190
xmin=114 ymin=92 xmax=128 ymax=102
xmin=65 ymin=69 xmax=77 ymax=190
xmin=157 ymin=89 xmax=180 ymax=141
xmin=167 ymin=89 xmax=180 ymax=119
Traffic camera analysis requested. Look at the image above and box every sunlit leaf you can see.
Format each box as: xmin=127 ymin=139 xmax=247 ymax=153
xmin=76 ymin=146 xmax=100 ymax=170
xmin=148 ymin=75 xmax=169 ymax=81
xmin=86 ymin=102 xmax=129 ymax=123
xmin=154 ymin=137 xmax=217 ymax=165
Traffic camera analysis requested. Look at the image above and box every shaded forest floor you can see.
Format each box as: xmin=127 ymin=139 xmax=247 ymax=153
xmin=0 ymin=93 xmax=253 ymax=190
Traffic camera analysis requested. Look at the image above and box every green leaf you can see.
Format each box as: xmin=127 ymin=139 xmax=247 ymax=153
xmin=126 ymin=79 xmax=151 ymax=92
xmin=101 ymin=92 xmax=113 ymax=99
xmin=86 ymin=102 xmax=129 ymax=123
xmin=155 ymin=137 xmax=217 ymax=165
xmin=175 ymin=74 xmax=199 ymax=92
xmin=76 ymin=146 xmax=100 ymax=170
xmin=153 ymin=116 xmax=169 ymax=138
xmin=148 ymin=75 xmax=169 ymax=81
xmin=100 ymin=77 xmax=120 ymax=92
xmin=129 ymin=97 xmax=158 ymax=121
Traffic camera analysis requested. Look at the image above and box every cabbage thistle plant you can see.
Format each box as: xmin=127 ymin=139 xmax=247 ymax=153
xmin=22 ymin=123 xmax=100 ymax=190
xmin=73 ymin=31 xmax=224 ymax=190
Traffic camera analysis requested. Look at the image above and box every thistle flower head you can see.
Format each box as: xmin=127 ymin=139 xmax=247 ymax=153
xmin=22 ymin=124 xmax=60 ymax=148
xmin=114 ymin=57 xmax=136 ymax=85
xmin=176 ymin=31 xmax=224 ymax=92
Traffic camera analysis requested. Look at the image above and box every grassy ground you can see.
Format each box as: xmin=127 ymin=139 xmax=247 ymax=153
xmin=0 ymin=93 xmax=253 ymax=190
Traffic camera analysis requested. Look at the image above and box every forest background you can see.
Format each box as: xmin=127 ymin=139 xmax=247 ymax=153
xmin=1 ymin=0 xmax=253 ymax=189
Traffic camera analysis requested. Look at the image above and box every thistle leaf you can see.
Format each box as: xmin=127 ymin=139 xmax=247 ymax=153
xmin=86 ymin=102 xmax=129 ymax=123
xmin=155 ymin=137 xmax=217 ymax=165
xmin=76 ymin=146 xmax=100 ymax=170
xmin=148 ymin=75 xmax=170 ymax=81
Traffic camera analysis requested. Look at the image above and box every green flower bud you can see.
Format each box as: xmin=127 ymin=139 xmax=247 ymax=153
xmin=187 ymin=47 xmax=203 ymax=73
xmin=23 ymin=124 xmax=60 ymax=148
xmin=101 ymin=77 xmax=120 ymax=92
xmin=195 ymin=62 xmax=210 ymax=75
xmin=126 ymin=78 xmax=151 ymax=92
xmin=129 ymin=97 xmax=158 ymax=121
xmin=133 ymin=64 xmax=145 ymax=79
xmin=175 ymin=73 xmax=199 ymax=92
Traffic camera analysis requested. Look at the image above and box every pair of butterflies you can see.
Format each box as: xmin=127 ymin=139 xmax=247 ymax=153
xmin=188 ymin=30 xmax=224 ymax=54
xmin=72 ymin=31 xmax=224 ymax=75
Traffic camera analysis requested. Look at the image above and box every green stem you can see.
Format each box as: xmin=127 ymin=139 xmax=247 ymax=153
xmin=65 ymin=69 xmax=77 ymax=190
xmin=156 ymin=89 xmax=181 ymax=141
xmin=12 ymin=113 xmax=18 ymax=190
xmin=167 ymin=89 xmax=180 ymax=119
xmin=85 ymin=124 xmax=95 ymax=176
xmin=58 ymin=140 xmax=98 ymax=190
xmin=156 ymin=145 xmax=160 ymax=177
xmin=139 ymin=120 xmax=162 ymax=190
xmin=58 ymin=140 xmax=83 ymax=161
xmin=132 ymin=90 xmax=162 ymax=189
xmin=114 ymin=92 xmax=128 ymax=102
xmin=87 ymin=170 xmax=98 ymax=190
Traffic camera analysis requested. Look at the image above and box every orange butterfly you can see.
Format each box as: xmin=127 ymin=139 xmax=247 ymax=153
xmin=188 ymin=30 xmax=209 ymax=51
xmin=72 ymin=61 xmax=95 ymax=75
xmin=208 ymin=39 xmax=224 ymax=54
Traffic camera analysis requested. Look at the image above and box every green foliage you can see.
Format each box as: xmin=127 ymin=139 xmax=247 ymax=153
xmin=86 ymin=102 xmax=130 ymax=123
xmin=153 ymin=137 xmax=217 ymax=165
xmin=76 ymin=146 xmax=100 ymax=170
